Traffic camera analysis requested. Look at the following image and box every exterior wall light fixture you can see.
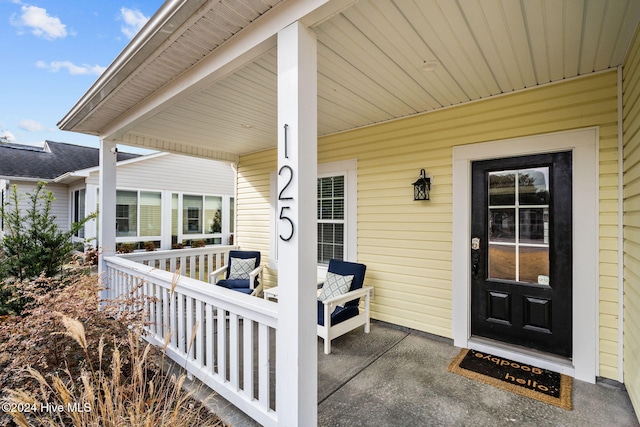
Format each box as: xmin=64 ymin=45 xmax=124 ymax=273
xmin=412 ymin=169 xmax=431 ymax=201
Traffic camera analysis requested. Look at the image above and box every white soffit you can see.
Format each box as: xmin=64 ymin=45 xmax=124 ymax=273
xmin=61 ymin=0 xmax=640 ymax=158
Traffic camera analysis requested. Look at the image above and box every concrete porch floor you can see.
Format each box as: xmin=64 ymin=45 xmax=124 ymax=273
xmin=200 ymin=320 xmax=639 ymax=426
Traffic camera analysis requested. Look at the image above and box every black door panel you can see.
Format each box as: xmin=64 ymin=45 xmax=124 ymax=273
xmin=471 ymin=152 xmax=572 ymax=358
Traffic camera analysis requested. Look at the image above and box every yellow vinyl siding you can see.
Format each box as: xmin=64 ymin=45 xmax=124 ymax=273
xmin=237 ymin=71 xmax=621 ymax=379
xmin=623 ymin=26 xmax=640 ymax=414
xmin=599 ymin=121 xmax=621 ymax=382
xmin=236 ymin=151 xmax=277 ymax=287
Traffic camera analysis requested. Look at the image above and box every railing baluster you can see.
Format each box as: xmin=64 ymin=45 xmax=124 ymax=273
xmin=198 ymin=254 xmax=205 ymax=281
xmin=207 ymin=254 xmax=213 ymax=282
xmin=162 ymin=287 xmax=169 ymax=343
xmin=243 ymin=318 xmax=254 ymax=400
xmin=195 ymin=300 xmax=204 ymax=366
xmin=186 ymin=296 xmax=194 ymax=359
xmin=147 ymin=281 xmax=155 ymax=335
xmin=180 ymin=255 xmax=187 ymax=276
xmin=229 ymin=313 xmax=239 ymax=389
xmin=114 ymin=271 xmax=120 ymax=301
xmin=178 ymin=292 xmax=185 ymax=354
xmin=170 ymin=291 xmax=177 ymax=349
xmin=135 ymin=276 xmax=142 ymax=313
xmin=217 ymin=306 xmax=226 ymax=380
xmin=205 ymin=303 xmax=214 ymax=370
xmin=120 ymin=271 xmax=126 ymax=304
xmin=258 ymin=323 xmax=270 ymax=410
xmin=155 ymin=283 xmax=163 ymax=336
xmin=189 ymin=255 xmax=196 ymax=279
xmin=216 ymin=252 xmax=222 ymax=271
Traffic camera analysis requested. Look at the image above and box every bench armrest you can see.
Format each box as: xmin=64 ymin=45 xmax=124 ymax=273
xmin=210 ymin=264 xmax=228 ymax=284
xmin=248 ymin=265 xmax=264 ymax=290
xmin=320 ymin=286 xmax=374 ymax=308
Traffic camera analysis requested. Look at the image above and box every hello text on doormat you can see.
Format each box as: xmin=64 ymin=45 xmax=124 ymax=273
xmin=448 ymin=349 xmax=572 ymax=410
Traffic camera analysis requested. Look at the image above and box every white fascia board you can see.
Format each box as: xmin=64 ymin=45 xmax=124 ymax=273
xmin=99 ymin=0 xmax=339 ymax=141
xmin=58 ymin=0 xmax=206 ymax=131
xmin=52 ymin=171 xmax=89 ymax=184
xmin=64 ymin=152 xmax=169 ymax=178
xmin=0 ymin=176 xmax=50 ymax=183
xmin=112 ymin=151 xmax=168 ymax=167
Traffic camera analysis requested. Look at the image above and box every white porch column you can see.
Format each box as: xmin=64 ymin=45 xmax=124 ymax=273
xmin=84 ymin=183 xmax=98 ymax=247
xmin=275 ymin=22 xmax=318 ymax=426
xmin=161 ymin=190 xmax=172 ymax=250
xmin=98 ymin=139 xmax=118 ymax=299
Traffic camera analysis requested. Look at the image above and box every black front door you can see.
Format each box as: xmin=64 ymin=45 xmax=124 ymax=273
xmin=471 ymin=152 xmax=572 ymax=358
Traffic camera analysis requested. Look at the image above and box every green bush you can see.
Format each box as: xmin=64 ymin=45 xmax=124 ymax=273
xmin=0 ymin=182 xmax=95 ymax=314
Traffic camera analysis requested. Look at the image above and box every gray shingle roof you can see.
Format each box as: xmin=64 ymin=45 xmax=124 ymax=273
xmin=0 ymin=140 xmax=139 ymax=180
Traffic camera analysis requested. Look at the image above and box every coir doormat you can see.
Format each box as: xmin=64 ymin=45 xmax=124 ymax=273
xmin=448 ymin=349 xmax=572 ymax=410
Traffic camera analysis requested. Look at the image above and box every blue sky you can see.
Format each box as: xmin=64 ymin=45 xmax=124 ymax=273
xmin=0 ymin=0 xmax=163 ymax=150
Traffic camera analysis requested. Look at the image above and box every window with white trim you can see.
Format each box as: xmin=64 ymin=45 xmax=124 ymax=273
xmin=116 ymin=191 xmax=137 ymax=237
xmin=72 ymin=189 xmax=86 ymax=238
xmin=169 ymin=193 xmax=227 ymax=246
xmin=182 ymin=194 xmax=222 ymax=234
xmin=139 ymin=191 xmax=161 ymax=236
xmin=317 ymin=175 xmax=345 ymax=264
xmin=184 ymin=195 xmax=202 ymax=233
xmin=115 ymin=190 xmax=161 ymax=238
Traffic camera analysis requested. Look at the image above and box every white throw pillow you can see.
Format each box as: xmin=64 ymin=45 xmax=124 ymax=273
xmin=228 ymin=257 xmax=256 ymax=280
xmin=318 ymin=272 xmax=354 ymax=302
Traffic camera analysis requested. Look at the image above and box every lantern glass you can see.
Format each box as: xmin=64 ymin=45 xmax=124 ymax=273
xmin=412 ymin=170 xmax=431 ymax=201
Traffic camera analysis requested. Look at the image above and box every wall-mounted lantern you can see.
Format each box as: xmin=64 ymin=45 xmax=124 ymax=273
xmin=412 ymin=169 xmax=431 ymax=201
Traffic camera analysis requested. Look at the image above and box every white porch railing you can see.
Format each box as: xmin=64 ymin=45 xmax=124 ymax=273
xmin=117 ymin=245 xmax=238 ymax=282
xmin=104 ymin=246 xmax=278 ymax=426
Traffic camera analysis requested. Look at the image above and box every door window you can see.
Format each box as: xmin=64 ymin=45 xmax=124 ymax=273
xmin=488 ymin=167 xmax=550 ymax=284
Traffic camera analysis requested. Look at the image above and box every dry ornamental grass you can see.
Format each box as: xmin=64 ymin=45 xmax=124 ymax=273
xmin=0 ymin=264 xmax=225 ymax=427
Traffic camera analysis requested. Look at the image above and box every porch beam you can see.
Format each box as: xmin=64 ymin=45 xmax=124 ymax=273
xmin=98 ymin=0 xmax=335 ymax=143
xmin=275 ymin=22 xmax=318 ymax=426
xmin=98 ymin=139 xmax=118 ymax=300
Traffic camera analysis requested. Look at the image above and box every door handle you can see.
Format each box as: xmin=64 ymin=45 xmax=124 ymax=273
xmin=471 ymin=237 xmax=480 ymax=279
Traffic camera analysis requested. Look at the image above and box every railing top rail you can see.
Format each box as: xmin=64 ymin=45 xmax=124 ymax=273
xmin=117 ymin=245 xmax=239 ymax=260
xmin=103 ymin=255 xmax=277 ymax=324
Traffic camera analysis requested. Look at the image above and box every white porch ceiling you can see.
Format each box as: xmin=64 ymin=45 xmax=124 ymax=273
xmin=59 ymin=0 xmax=640 ymax=160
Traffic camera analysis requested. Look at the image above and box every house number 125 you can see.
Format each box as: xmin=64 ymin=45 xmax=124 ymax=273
xmin=279 ymin=124 xmax=294 ymax=241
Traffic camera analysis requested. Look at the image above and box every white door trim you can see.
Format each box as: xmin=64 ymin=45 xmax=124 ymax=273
xmin=452 ymin=127 xmax=599 ymax=383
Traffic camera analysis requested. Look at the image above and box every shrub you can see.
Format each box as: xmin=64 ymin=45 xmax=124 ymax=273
xmin=0 ymin=265 xmax=138 ymax=393
xmin=116 ymin=242 xmax=136 ymax=253
xmin=83 ymin=247 xmax=99 ymax=266
xmin=0 ymin=183 xmax=95 ymax=315
xmin=0 ymin=266 xmax=224 ymax=426
xmin=191 ymin=239 xmax=206 ymax=248
xmin=0 ymin=182 xmax=95 ymax=281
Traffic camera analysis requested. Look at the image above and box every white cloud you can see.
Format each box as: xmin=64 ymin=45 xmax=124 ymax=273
xmin=18 ymin=119 xmax=45 ymax=132
xmin=36 ymin=60 xmax=106 ymax=76
xmin=11 ymin=5 xmax=67 ymax=40
xmin=1 ymin=131 xmax=16 ymax=142
xmin=120 ymin=7 xmax=149 ymax=39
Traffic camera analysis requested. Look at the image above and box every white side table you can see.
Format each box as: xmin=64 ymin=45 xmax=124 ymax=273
xmin=263 ymin=285 xmax=323 ymax=301
xmin=263 ymin=286 xmax=280 ymax=300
